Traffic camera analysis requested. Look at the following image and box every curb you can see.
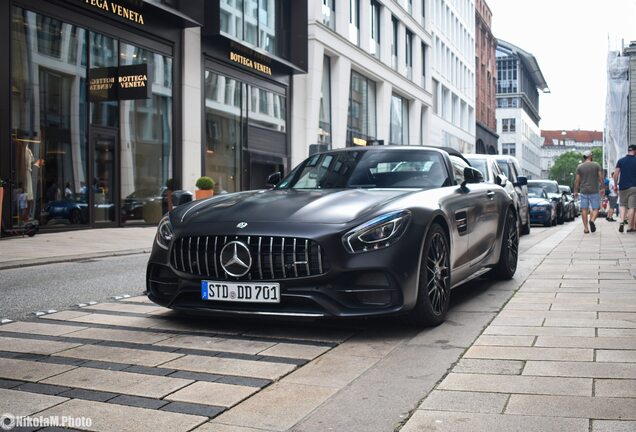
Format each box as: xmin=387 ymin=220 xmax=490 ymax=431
xmin=0 ymin=248 xmax=151 ymax=270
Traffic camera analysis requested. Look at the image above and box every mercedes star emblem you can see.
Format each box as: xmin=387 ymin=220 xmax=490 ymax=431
xmin=220 ymin=241 xmax=252 ymax=277
xmin=237 ymin=222 xmax=248 ymax=229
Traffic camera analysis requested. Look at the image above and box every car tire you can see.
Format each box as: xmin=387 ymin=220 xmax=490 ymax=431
xmin=544 ymin=216 xmax=552 ymax=227
xmin=408 ymin=223 xmax=451 ymax=327
xmin=488 ymin=209 xmax=519 ymax=280
xmin=69 ymin=209 xmax=81 ymax=225
xmin=521 ymin=212 xmax=531 ymax=235
xmin=557 ymin=206 xmax=564 ymax=224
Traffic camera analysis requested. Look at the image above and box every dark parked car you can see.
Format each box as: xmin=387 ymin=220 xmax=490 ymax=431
xmin=559 ymin=185 xmax=577 ymax=220
xmin=528 ymin=186 xmax=556 ymax=227
xmin=465 ymin=154 xmax=529 ymax=236
xmin=147 ymin=146 xmax=518 ymax=326
xmin=42 ymin=197 xmax=89 ymax=225
xmin=493 ymin=156 xmax=530 ymax=235
xmin=527 ymin=179 xmax=565 ymax=224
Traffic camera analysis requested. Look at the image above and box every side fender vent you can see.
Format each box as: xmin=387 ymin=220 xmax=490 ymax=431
xmin=455 ymin=211 xmax=468 ymax=235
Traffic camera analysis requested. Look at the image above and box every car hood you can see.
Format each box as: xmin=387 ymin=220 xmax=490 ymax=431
xmin=528 ymin=197 xmax=551 ymax=206
xmin=172 ymin=188 xmax=417 ymax=225
xmin=546 ymin=192 xmax=562 ymax=201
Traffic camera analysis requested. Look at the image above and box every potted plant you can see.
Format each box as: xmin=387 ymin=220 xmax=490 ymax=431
xmin=195 ymin=176 xmax=215 ymax=200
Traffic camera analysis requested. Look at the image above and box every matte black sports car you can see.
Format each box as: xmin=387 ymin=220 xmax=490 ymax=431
xmin=146 ymin=146 xmax=519 ymax=326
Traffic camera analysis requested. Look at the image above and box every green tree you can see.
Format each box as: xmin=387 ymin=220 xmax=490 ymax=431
xmin=549 ymin=151 xmax=581 ymax=188
xmin=549 ymin=147 xmax=604 ymax=188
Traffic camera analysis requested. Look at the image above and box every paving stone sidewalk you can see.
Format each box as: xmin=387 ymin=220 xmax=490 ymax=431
xmin=401 ymin=221 xmax=636 ymax=432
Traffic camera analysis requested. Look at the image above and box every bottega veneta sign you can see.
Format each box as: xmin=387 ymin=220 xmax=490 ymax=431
xmin=89 ymin=64 xmax=150 ymax=101
xmin=229 ymin=51 xmax=273 ymax=76
xmin=81 ymin=0 xmax=144 ymax=25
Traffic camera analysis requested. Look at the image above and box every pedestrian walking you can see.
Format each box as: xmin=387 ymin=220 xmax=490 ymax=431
xmin=606 ymin=172 xmax=618 ymax=221
xmin=574 ymin=150 xmax=604 ymax=234
xmin=613 ymin=144 xmax=636 ymax=233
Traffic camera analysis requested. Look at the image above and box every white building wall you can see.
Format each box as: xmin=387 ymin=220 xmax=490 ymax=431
xmin=181 ymin=27 xmax=202 ymax=191
xmin=291 ymin=0 xmax=434 ymax=167
xmin=428 ymin=0 xmax=476 ymax=153
xmin=496 ymin=106 xmax=542 ymax=178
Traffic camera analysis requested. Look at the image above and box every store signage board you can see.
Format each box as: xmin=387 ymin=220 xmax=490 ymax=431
xmin=89 ymin=64 xmax=150 ymax=101
xmin=80 ymin=0 xmax=145 ymax=25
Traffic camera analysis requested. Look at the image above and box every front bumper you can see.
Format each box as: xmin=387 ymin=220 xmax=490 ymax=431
xmin=146 ymin=226 xmax=424 ymax=319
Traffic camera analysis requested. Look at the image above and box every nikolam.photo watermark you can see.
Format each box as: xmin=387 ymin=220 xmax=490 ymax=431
xmin=1 ymin=413 xmax=92 ymax=430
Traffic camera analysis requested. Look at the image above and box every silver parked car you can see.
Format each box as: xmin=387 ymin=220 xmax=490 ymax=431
xmin=465 ymin=154 xmax=530 ymax=235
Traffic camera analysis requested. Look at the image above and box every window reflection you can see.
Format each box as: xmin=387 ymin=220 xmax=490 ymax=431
xmin=390 ymin=94 xmax=409 ymax=145
xmin=12 ymin=7 xmax=88 ymax=227
xmin=120 ymin=43 xmax=173 ymax=225
xmin=204 ymin=71 xmax=242 ymax=194
xmin=219 ymin=0 xmax=287 ymax=57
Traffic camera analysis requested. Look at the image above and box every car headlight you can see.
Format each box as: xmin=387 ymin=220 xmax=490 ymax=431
xmin=343 ymin=210 xmax=411 ymax=254
xmin=156 ymin=215 xmax=174 ymax=250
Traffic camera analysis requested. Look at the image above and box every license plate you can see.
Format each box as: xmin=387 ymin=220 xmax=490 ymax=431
xmin=201 ymin=281 xmax=281 ymax=303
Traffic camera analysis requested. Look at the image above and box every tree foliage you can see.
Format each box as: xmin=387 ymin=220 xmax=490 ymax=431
xmin=548 ymin=147 xmax=604 ymax=188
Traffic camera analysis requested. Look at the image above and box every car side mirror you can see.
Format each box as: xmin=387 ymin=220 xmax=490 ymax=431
xmin=171 ymin=190 xmax=193 ymax=207
xmin=461 ymin=166 xmax=484 ymax=189
xmin=495 ymin=174 xmax=508 ymax=187
xmin=267 ymin=172 xmax=282 ymax=187
xmin=515 ymin=176 xmax=527 ymax=187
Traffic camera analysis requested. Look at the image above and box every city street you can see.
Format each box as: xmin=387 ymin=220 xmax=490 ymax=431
xmin=2 ymin=220 xmax=635 ymax=431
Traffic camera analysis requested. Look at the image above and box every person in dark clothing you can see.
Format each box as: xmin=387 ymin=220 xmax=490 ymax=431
xmin=614 ymin=144 xmax=636 ymax=232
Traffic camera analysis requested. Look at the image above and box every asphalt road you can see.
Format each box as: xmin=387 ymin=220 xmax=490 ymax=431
xmin=0 ymin=254 xmax=149 ymax=320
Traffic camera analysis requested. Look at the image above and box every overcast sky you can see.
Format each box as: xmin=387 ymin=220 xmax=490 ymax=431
xmin=486 ymin=0 xmax=636 ymax=132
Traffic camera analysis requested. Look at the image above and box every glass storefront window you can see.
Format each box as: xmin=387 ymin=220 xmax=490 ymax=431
xmin=12 ymin=7 xmax=88 ymax=227
xmin=318 ymin=56 xmax=332 ymax=145
xmin=204 ymin=71 xmax=242 ymax=194
xmin=248 ymin=86 xmax=286 ymax=132
xmin=119 ymin=43 xmax=173 ymax=225
xmin=347 ymin=71 xmax=376 ymax=146
xmin=390 ymin=94 xmax=409 ymax=145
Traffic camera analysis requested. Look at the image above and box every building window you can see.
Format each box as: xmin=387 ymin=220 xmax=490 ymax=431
xmin=349 ymin=0 xmax=360 ymax=45
xmin=322 ymin=0 xmax=336 ymax=30
xmin=390 ymin=94 xmax=409 ymax=145
xmin=502 ymin=118 xmax=516 ymax=133
xmin=370 ymin=1 xmax=380 ymax=58
xmin=496 ymin=57 xmax=517 ymax=94
xmin=502 ymin=143 xmax=516 ymax=156
xmin=421 ymin=0 xmax=426 ymax=25
xmin=347 ymin=71 xmax=377 ymax=146
xmin=405 ymin=29 xmax=413 ymax=79
xmin=391 ymin=16 xmax=398 ymax=69
xmin=421 ymin=42 xmax=426 ymax=87
xmin=220 ymin=0 xmax=289 ymax=57
xmin=319 ymin=56 xmax=332 ymax=145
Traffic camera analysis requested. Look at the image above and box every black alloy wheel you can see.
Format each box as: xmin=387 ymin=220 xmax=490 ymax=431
xmin=408 ymin=224 xmax=451 ymax=327
xmin=488 ymin=209 xmax=519 ymax=279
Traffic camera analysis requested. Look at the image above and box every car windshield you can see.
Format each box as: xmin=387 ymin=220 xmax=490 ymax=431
xmin=528 ymin=187 xmax=546 ymax=198
xmin=559 ymin=186 xmax=571 ymax=194
xmin=465 ymin=158 xmax=489 ymax=181
xmin=529 ymin=181 xmax=559 ymax=193
xmin=277 ymin=149 xmax=449 ymax=189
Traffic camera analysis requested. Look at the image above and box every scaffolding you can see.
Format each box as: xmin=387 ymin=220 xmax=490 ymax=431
xmin=604 ymin=50 xmax=629 ymax=172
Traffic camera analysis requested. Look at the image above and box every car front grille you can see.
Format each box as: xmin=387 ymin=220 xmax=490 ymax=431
xmin=170 ymin=235 xmax=328 ymax=281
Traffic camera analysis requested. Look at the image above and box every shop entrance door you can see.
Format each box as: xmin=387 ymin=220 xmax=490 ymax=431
xmin=90 ymin=127 xmax=118 ymax=226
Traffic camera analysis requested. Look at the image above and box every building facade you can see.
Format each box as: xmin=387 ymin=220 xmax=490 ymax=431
xmin=1 ymin=0 xmax=307 ymax=232
xmin=291 ymin=0 xmax=433 ymax=167
xmin=474 ymin=0 xmax=497 ymax=154
xmin=495 ymin=39 xmax=549 ymax=178
xmin=429 ymin=0 xmax=476 ymax=154
xmin=540 ymin=130 xmax=603 ymax=179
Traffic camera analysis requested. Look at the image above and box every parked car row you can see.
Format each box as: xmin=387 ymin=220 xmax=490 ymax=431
xmin=526 ymin=180 xmax=579 ymax=227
